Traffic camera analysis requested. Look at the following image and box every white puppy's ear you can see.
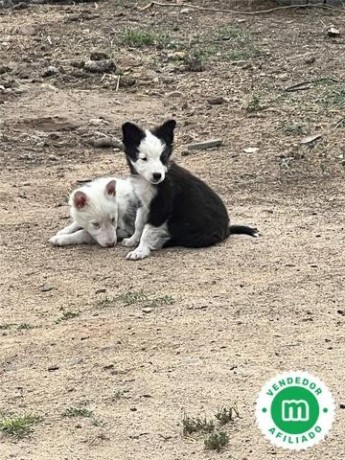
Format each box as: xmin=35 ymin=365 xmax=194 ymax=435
xmin=73 ymin=190 xmax=88 ymax=209
xmin=105 ymin=179 xmax=116 ymax=197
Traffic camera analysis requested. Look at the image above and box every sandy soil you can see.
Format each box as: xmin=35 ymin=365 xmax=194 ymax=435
xmin=1 ymin=1 xmax=344 ymax=459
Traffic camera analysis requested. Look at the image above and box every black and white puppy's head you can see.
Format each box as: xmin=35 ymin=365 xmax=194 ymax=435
xmin=122 ymin=119 xmax=176 ymax=185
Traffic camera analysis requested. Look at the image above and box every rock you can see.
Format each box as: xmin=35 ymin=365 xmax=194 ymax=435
xmin=84 ymin=59 xmax=116 ymax=73
xmin=243 ymin=147 xmax=259 ymax=154
xmin=187 ymin=139 xmax=223 ymax=151
xmin=327 ymin=26 xmax=340 ymax=38
xmin=207 ymin=96 xmax=228 ymax=105
xmin=300 ymin=133 xmax=322 ymax=145
xmin=181 ymin=149 xmax=190 ymax=157
xmin=42 ymin=66 xmax=58 ymax=78
xmin=90 ymin=51 xmax=110 ymax=61
xmin=95 ymin=288 xmax=107 ymax=294
xmin=70 ymin=60 xmax=85 ymax=69
xmin=0 ymin=65 xmax=12 ymax=75
xmin=91 ymin=136 xmax=122 ymax=149
xmin=41 ymin=284 xmax=54 ymax=292
xmin=305 ymin=56 xmax=316 ymax=65
xmin=142 ymin=307 xmax=154 ymax=313
xmin=180 ymin=8 xmax=190 ymax=14
xmin=340 ymin=403 xmax=345 ymax=409
xmin=118 ymin=75 xmax=136 ymax=88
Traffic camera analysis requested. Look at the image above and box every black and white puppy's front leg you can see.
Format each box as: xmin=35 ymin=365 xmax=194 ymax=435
xmin=121 ymin=206 xmax=148 ymax=248
xmin=126 ymin=222 xmax=170 ymax=260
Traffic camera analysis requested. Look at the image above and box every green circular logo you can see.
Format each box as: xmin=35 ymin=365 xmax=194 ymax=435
xmin=271 ymin=386 xmax=319 ymax=434
xmin=255 ymin=371 xmax=335 ymax=450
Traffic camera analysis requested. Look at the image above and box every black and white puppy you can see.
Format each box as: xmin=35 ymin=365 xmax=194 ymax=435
xmin=121 ymin=119 xmax=258 ymax=260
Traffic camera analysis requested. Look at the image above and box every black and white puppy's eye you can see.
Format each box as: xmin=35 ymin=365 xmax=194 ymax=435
xmin=92 ymin=222 xmax=100 ymax=229
xmin=140 ymin=157 xmax=148 ymax=162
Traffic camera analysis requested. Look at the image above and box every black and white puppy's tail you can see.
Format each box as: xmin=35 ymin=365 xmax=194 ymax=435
xmin=228 ymin=225 xmax=259 ymax=238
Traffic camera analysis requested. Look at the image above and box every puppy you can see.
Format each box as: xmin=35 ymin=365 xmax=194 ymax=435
xmin=121 ymin=119 xmax=258 ymax=260
xmin=50 ymin=177 xmax=138 ymax=248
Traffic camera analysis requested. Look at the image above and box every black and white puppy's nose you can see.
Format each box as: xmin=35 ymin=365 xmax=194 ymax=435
xmin=152 ymin=172 xmax=162 ymax=181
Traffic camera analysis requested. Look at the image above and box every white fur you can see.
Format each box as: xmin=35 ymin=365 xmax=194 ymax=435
xmin=126 ymin=223 xmax=170 ymax=260
xmin=130 ymin=130 xmax=167 ymax=184
xmin=50 ymin=177 xmax=137 ymax=248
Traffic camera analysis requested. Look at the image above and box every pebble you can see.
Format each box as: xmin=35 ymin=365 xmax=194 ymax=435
xmin=142 ymin=307 xmax=154 ymax=313
xmin=90 ymin=51 xmax=110 ymax=61
xmin=327 ymin=26 xmax=340 ymax=38
xmin=41 ymin=284 xmax=54 ymax=292
xmin=95 ymin=288 xmax=107 ymax=294
xmin=207 ymin=96 xmax=228 ymax=105
xmin=42 ymin=66 xmax=58 ymax=78
xmin=118 ymin=75 xmax=136 ymax=88
xmin=84 ymin=59 xmax=116 ymax=73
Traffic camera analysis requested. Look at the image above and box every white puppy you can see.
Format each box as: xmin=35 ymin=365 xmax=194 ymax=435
xmin=50 ymin=177 xmax=139 ymax=248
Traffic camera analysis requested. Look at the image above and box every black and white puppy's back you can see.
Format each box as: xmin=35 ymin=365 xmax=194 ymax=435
xmin=121 ymin=120 xmax=258 ymax=260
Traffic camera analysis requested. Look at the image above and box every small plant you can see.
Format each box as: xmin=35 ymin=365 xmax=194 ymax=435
xmin=183 ymin=48 xmax=207 ymax=72
xmin=55 ymin=311 xmax=80 ymax=323
xmin=62 ymin=407 xmax=93 ymax=418
xmin=0 ymin=414 xmax=43 ymax=439
xmin=17 ymin=323 xmax=34 ymax=331
xmin=120 ymin=28 xmax=170 ymax=48
xmin=182 ymin=414 xmax=214 ymax=436
xmin=214 ymin=406 xmax=239 ymax=426
xmin=98 ymin=291 xmax=175 ymax=308
xmin=204 ymin=431 xmax=229 ymax=451
xmin=0 ymin=324 xmax=15 ymax=330
xmin=246 ymin=94 xmax=261 ymax=113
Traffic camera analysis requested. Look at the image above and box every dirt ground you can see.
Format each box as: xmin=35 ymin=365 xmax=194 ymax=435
xmin=1 ymin=1 xmax=345 ymax=459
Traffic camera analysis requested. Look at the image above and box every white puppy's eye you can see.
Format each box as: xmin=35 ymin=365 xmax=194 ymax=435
xmin=92 ymin=222 xmax=100 ymax=229
xmin=111 ymin=217 xmax=116 ymax=225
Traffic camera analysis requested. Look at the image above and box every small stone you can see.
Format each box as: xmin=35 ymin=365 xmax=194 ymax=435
xmin=91 ymin=137 xmax=122 ymax=149
xmin=181 ymin=150 xmax=190 ymax=157
xmin=327 ymin=26 xmax=340 ymax=38
xmin=305 ymin=56 xmax=316 ymax=65
xmin=0 ymin=65 xmax=12 ymax=75
xmin=41 ymin=284 xmax=54 ymax=292
xmin=279 ymin=73 xmax=289 ymax=81
xmin=95 ymin=288 xmax=107 ymax=294
xmin=70 ymin=60 xmax=85 ymax=69
xmin=90 ymin=51 xmax=110 ymax=61
xmin=142 ymin=307 xmax=154 ymax=313
xmin=84 ymin=60 xmax=116 ymax=73
xmin=180 ymin=7 xmax=190 ymax=14
xmin=42 ymin=66 xmax=58 ymax=78
xmin=207 ymin=96 xmax=227 ymax=105
xmin=340 ymin=403 xmax=345 ymax=409
xmin=130 ymin=407 xmax=137 ymax=412
xmin=89 ymin=118 xmax=104 ymax=126
xmin=118 ymin=75 xmax=136 ymax=88
xmin=243 ymin=147 xmax=259 ymax=154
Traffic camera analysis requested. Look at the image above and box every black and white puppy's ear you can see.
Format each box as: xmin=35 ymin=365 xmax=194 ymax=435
xmin=122 ymin=122 xmax=145 ymax=152
xmin=153 ymin=119 xmax=176 ymax=146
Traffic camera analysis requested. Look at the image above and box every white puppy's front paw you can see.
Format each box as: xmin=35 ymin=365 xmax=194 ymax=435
xmin=49 ymin=235 xmax=65 ymax=246
xmin=122 ymin=237 xmax=139 ymax=248
xmin=126 ymin=248 xmax=150 ymax=260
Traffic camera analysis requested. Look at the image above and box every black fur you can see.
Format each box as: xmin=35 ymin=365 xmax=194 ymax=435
xmin=121 ymin=120 xmax=257 ymax=248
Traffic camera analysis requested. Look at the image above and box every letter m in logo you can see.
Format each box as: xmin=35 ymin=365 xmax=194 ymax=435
xmin=282 ymin=400 xmax=309 ymax=421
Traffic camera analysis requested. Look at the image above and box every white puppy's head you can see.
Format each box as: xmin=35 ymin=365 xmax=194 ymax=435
xmin=70 ymin=178 xmax=118 ymax=247
xmin=121 ymin=120 xmax=176 ymax=185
